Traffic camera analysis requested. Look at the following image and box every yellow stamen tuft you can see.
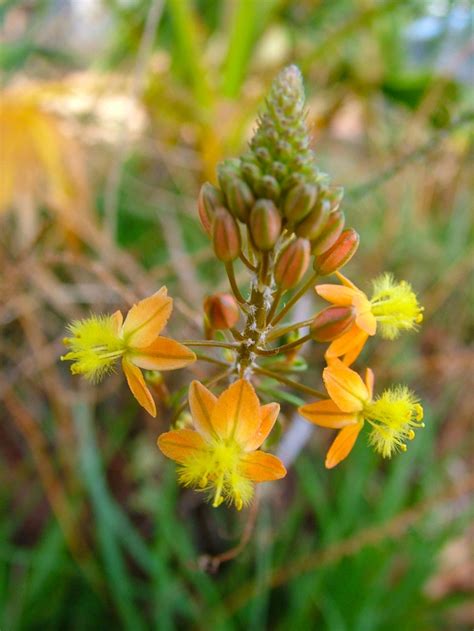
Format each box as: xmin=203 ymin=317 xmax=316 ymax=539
xmin=364 ymin=386 xmax=424 ymax=458
xmin=370 ymin=273 xmax=423 ymax=340
xmin=178 ymin=439 xmax=254 ymax=509
xmin=61 ymin=315 xmax=125 ymax=382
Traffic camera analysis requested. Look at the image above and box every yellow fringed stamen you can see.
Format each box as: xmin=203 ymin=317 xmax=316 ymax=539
xmin=177 ymin=439 xmax=253 ymax=510
xmin=61 ymin=315 xmax=125 ymax=382
xmin=363 ymin=386 xmax=424 ymax=458
xmin=370 ymin=273 xmax=423 ymax=340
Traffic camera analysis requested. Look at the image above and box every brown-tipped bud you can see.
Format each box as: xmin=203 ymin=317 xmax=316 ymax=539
xmin=198 ymin=183 xmax=224 ymax=235
xmin=314 ymin=228 xmax=360 ymax=275
xmin=274 ymin=237 xmax=310 ymax=289
xmin=294 ymin=199 xmax=330 ymax=240
xmin=310 ymin=306 xmax=355 ymax=342
xmin=204 ymin=293 xmax=240 ymax=330
xmin=224 ymin=176 xmax=255 ymax=222
xmin=311 ymin=210 xmax=345 ymax=255
xmin=283 ymin=183 xmax=318 ymax=223
xmin=213 ymin=207 xmax=241 ymax=262
xmin=249 ymin=199 xmax=282 ymax=251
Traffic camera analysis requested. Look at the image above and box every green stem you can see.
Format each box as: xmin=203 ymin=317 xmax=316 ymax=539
xmin=259 ymin=252 xmax=270 ymax=285
xmin=255 ymin=366 xmax=326 ymax=399
xmin=255 ymin=333 xmax=312 ymax=357
xmin=239 ymin=252 xmax=257 ymax=272
xmin=271 ymin=273 xmax=318 ymax=326
xmin=195 ymin=353 xmax=230 ymax=367
xmin=267 ymin=318 xmax=314 ymax=341
xmin=225 ymin=261 xmax=248 ymax=305
xmin=266 ymin=286 xmax=284 ymax=325
xmin=230 ymin=328 xmax=244 ymax=341
xmin=183 ymin=340 xmax=239 ymax=350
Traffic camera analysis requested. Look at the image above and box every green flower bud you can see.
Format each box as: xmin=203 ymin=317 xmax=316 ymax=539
xmin=294 ymin=200 xmax=330 ymax=240
xmin=217 ymin=158 xmax=241 ymax=191
xmin=224 ymin=176 xmax=255 ymax=222
xmin=274 ymin=238 xmax=310 ymax=289
xmin=249 ymin=199 xmax=282 ymax=251
xmin=283 ymin=182 xmax=318 ymax=224
xmin=270 ymin=161 xmax=288 ymax=180
xmin=314 ymin=228 xmax=359 ymax=275
xmin=258 ymin=174 xmax=280 ymax=201
xmin=310 ymin=306 xmax=355 ymax=342
xmin=198 ymin=183 xmax=224 ymax=235
xmin=241 ymin=161 xmax=262 ymax=191
xmin=310 ymin=210 xmax=345 ymax=255
xmin=212 ymin=207 xmax=241 ymax=262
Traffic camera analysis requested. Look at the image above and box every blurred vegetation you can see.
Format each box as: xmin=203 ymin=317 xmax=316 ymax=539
xmin=1 ymin=0 xmax=473 ymax=629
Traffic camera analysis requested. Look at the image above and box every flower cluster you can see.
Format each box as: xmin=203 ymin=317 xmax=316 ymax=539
xmin=61 ymin=66 xmax=425 ymax=509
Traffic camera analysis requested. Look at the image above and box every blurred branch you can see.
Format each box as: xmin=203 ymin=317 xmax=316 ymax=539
xmin=103 ymin=0 xmax=165 ymax=238
xmin=223 ymin=471 xmax=474 ymax=618
xmin=347 ymin=112 xmax=474 ymax=202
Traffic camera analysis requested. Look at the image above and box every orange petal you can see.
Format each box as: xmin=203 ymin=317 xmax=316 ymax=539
xmin=326 ymin=325 xmax=369 ymax=362
xmin=188 ymin=380 xmax=217 ymax=439
xmin=111 ymin=310 xmax=123 ymax=334
xmin=365 ymin=368 xmax=375 ymax=400
xmin=130 ymin=337 xmax=196 ymax=370
xmin=157 ymin=429 xmax=207 ymax=464
xmin=325 ymin=422 xmax=363 ymax=468
xmin=240 ymin=451 xmax=287 ymax=482
xmin=122 ymin=287 xmax=172 ymax=348
xmin=299 ymin=399 xmax=359 ymax=428
xmin=122 ymin=358 xmax=156 ymax=417
xmin=210 ymin=379 xmax=260 ymax=443
xmin=315 ymin=283 xmax=360 ymax=306
xmin=354 ymin=303 xmax=377 ymax=335
xmin=323 ymin=359 xmax=369 ymax=413
xmin=335 ymin=272 xmax=359 ymax=290
xmin=341 ymin=330 xmax=369 ymax=366
xmin=244 ymin=402 xmax=280 ymax=451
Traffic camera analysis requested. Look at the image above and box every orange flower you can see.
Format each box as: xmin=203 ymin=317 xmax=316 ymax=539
xmin=62 ymin=287 xmax=196 ymax=416
xmin=158 ymin=379 xmax=286 ymax=509
xmin=315 ymin=272 xmax=423 ymax=365
xmin=299 ymin=359 xmax=424 ymax=468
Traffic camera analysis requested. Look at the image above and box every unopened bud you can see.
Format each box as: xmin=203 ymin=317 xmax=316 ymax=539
xmin=204 ymin=293 xmax=240 ymax=330
xmin=311 ymin=210 xmax=345 ymax=255
xmin=294 ymin=199 xmax=330 ymax=240
xmin=283 ymin=183 xmax=318 ymax=223
xmin=213 ymin=207 xmax=241 ymax=262
xmin=224 ymin=176 xmax=255 ymax=222
xmin=217 ymin=158 xmax=241 ymax=191
xmin=324 ymin=186 xmax=344 ymax=212
xmin=249 ymin=199 xmax=282 ymax=251
xmin=241 ymin=161 xmax=261 ymax=190
xmin=310 ymin=306 xmax=355 ymax=342
xmin=198 ymin=183 xmax=224 ymax=235
xmin=274 ymin=238 xmax=310 ymax=289
xmin=258 ymin=175 xmax=281 ymax=201
xmin=314 ymin=228 xmax=360 ymax=275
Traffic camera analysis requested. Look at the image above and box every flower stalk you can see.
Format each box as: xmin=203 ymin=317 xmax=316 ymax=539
xmin=61 ymin=65 xmax=425 ymax=513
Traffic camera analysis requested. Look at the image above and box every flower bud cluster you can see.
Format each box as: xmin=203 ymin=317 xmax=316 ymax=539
xmin=198 ymin=65 xmax=359 ymax=279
